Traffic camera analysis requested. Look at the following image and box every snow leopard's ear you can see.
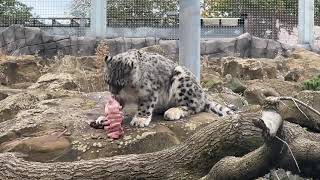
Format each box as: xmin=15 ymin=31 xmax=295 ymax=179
xmin=105 ymin=55 xmax=112 ymax=64
xmin=137 ymin=50 xmax=143 ymax=57
xmin=129 ymin=61 xmax=134 ymax=69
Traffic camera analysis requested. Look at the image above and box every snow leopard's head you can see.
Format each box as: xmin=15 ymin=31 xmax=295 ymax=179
xmin=104 ymin=50 xmax=140 ymax=95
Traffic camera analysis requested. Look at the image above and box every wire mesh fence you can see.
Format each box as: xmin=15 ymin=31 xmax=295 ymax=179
xmin=106 ymin=0 xmax=180 ymax=39
xmin=0 ymin=0 xmax=317 ymax=46
xmin=201 ymin=0 xmax=244 ymax=39
xmin=0 ymin=0 xmax=90 ymax=36
xmin=315 ymin=0 xmax=320 ymax=50
xmin=202 ymin=0 xmax=299 ymax=42
xmin=105 ymin=0 xmax=299 ymax=41
xmin=105 ymin=0 xmax=246 ymax=39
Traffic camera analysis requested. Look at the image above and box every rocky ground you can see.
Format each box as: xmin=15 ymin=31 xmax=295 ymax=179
xmin=0 ymin=47 xmax=320 ymax=179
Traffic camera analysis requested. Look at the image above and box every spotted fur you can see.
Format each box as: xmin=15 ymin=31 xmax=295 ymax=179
xmin=104 ymin=49 xmax=235 ymax=127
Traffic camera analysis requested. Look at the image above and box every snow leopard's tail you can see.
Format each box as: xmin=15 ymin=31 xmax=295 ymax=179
xmin=204 ymin=100 xmax=235 ymax=117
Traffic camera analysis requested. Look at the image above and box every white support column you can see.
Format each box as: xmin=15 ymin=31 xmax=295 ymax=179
xmin=90 ymin=0 xmax=107 ymax=38
xmin=298 ymin=0 xmax=314 ymax=48
xmin=179 ymin=0 xmax=201 ymax=82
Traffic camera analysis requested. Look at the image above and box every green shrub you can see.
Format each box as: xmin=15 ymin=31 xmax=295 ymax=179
xmin=303 ymin=75 xmax=320 ymax=91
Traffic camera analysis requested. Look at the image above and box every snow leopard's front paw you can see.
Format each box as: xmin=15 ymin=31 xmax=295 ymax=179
xmin=95 ymin=116 xmax=107 ymax=125
xmin=130 ymin=115 xmax=152 ymax=127
xmin=164 ymin=107 xmax=189 ymax=121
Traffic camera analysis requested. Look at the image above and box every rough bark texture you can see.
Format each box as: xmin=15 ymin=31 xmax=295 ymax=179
xmin=0 ymin=112 xmax=320 ymax=180
xmin=203 ymin=120 xmax=320 ymax=180
xmin=204 ymin=145 xmax=281 ymax=180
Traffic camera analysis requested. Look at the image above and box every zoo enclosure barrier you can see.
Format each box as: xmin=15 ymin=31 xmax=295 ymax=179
xmin=0 ymin=0 xmax=319 ymax=49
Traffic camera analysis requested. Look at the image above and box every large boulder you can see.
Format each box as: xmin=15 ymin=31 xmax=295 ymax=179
xmin=0 ymin=25 xmax=98 ymax=57
xmin=284 ymin=48 xmax=320 ymax=82
xmin=0 ymin=92 xmax=39 ymax=122
xmin=244 ymin=85 xmax=280 ymax=105
xmin=107 ymin=37 xmax=160 ymax=56
xmin=48 ymin=56 xmax=107 ymax=92
xmin=202 ymin=38 xmax=237 ymax=57
xmin=223 ymin=74 xmax=247 ymax=93
xmin=221 ymin=57 xmax=278 ymax=80
xmin=141 ymin=40 xmax=179 ymax=62
xmin=202 ymin=33 xmax=289 ymax=59
xmin=207 ymin=92 xmax=248 ymax=110
xmin=140 ymin=35 xmax=289 ymax=59
xmin=250 ymin=37 xmax=284 ymax=59
xmin=0 ymin=133 xmax=72 ymax=162
xmin=201 ymin=72 xmax=224 ymax=92
xmin=244 ymin=79 xmax=301 ymax=105
xmin=0 ymin=55 xmax=42 ymax=86
xmin=235 ymin=33 xmax=251 ymax=58
xmin=28 ymin=73 xmax=78 ymax=91
xmin=0 ymin=91 xmax=8 ymax=101
xmin=244 ymin=79 xmax=301 ymax=97
xmin=0 ymin=55 xmax=107 ymax=92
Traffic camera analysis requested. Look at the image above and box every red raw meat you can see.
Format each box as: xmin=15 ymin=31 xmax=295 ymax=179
xmin=90 ymin=96 xmax=124 ymax=140
xmin=103 ymin=96 xmax=124 ymax=139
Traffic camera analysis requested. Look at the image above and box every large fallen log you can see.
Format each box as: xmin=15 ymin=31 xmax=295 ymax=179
xmin=203 ymin=122 xmax=320 ymax=179
xmin=0 ymin=101 xmax=320 ymax=179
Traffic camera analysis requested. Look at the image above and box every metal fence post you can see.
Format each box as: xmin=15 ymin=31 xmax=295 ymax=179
xmin=179 ymin=0 xmax=201 ymax=82
xmin=298 ymin=0 xmax=314 ymax=48
xmin=90 ymin=0 xmax=107 ymax=38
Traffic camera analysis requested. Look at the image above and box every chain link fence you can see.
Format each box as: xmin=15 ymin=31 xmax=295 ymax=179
xmin=0 ymin=0 xmax=318 ymax=46
xmin=315 ymin=0 xmax=320 ymax=50
xmin=105 ymin=0 xmax=245 ymax=39
xmin=202 ymin=0 xmax=299 ymax=42
xmin=0 ymin=0 xmax=90 ymax=36
xmin=106 ymin=0 xmax=180 ymax=39
xmin=105 ymin=0 xmax=300 ymax=41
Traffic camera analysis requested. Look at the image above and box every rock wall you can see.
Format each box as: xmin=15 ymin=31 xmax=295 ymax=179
xmin=0 ymin=25 xmax=291 ymax=59
xmin=0 ymin=25 xmax=97 ymax=57
xmin=0 ymin=25 xmax=160 ymax=58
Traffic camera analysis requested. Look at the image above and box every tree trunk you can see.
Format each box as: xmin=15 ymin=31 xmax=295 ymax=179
xmin=0 ymin=112 xmax=320 ymax=180
xmin=204 ymin=144 xmax=281 ymax=180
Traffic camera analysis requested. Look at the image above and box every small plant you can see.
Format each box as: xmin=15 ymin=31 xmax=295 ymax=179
xmin=303 ymin=74 xmax=320 ymax=91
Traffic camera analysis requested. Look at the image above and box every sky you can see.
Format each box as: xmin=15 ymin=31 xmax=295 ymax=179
xmin=19 ymin=0 xmax=73 ymax=18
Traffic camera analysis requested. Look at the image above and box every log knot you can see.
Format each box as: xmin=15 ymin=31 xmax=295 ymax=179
xmin=263 ymin=96 xmax=280 ymax=113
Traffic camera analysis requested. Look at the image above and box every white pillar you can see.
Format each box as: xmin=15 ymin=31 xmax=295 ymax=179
xmin=90 ymin=0 xmax=107 ymax=38
xmin=298 ymin=0 xmax=314 ymax=48
xmin=179 ymin=0 xmax=201 ymax=82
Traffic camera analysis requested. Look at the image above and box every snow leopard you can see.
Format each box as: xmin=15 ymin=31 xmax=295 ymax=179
xmin=104 ymin=49 xmax=235 ymax=127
